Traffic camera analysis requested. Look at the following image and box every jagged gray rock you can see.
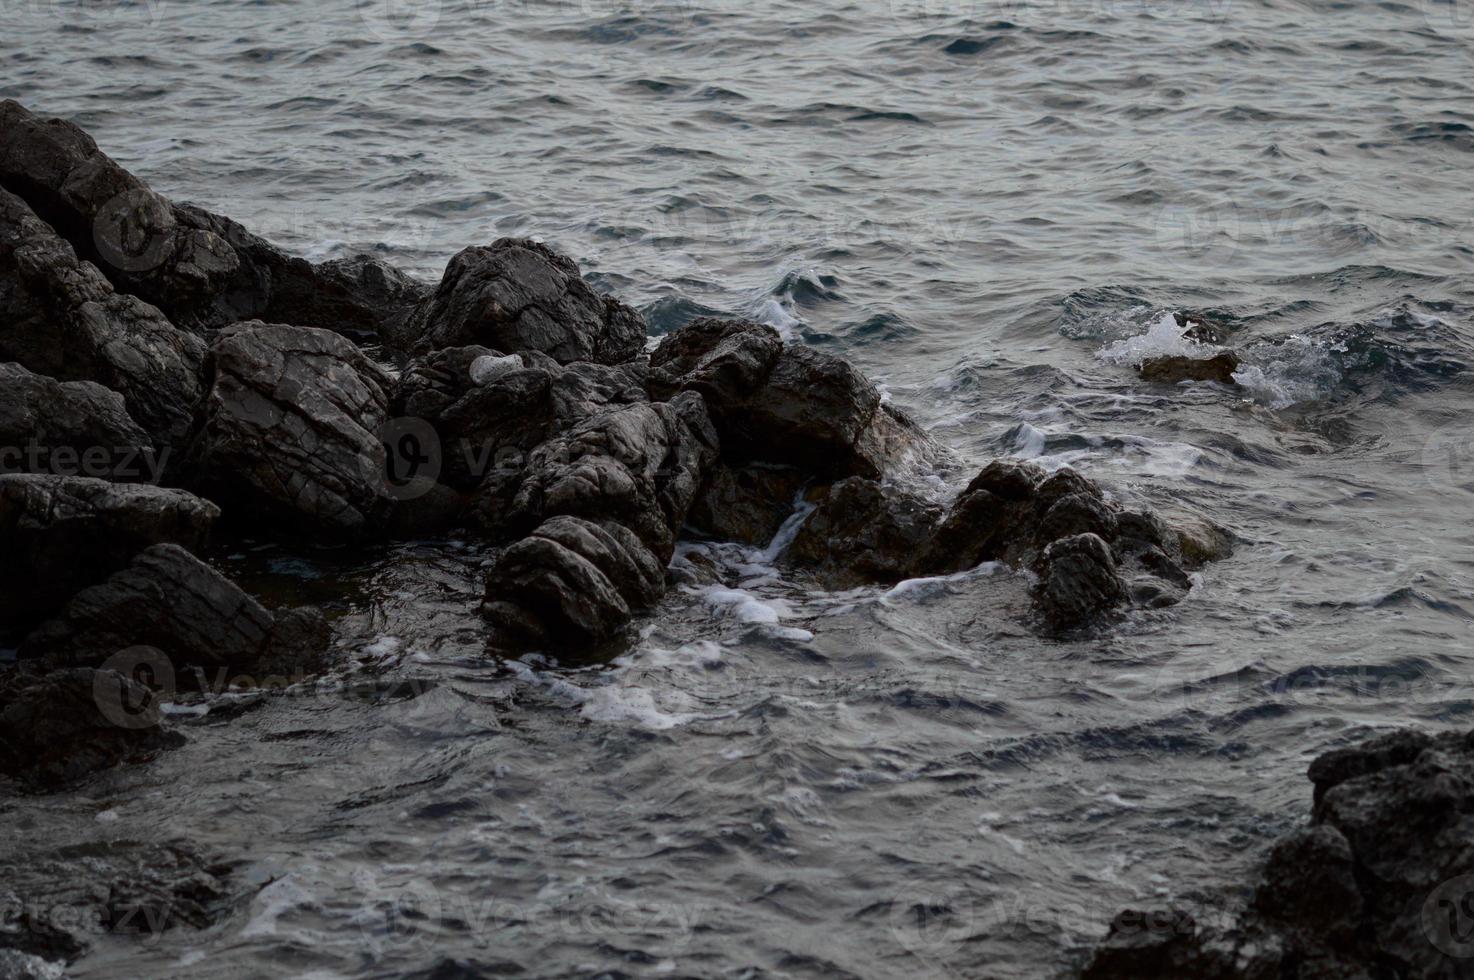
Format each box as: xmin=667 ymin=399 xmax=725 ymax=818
xmin=20 ymin=543 xmax=331 ymax=686
xmin=399 ymin=238 xmax=646 ymax=363
xmin=0 ymin=187 xmax=205 ymax=447
xmin=0 ymin=474 xmax=219 ymax=639
xmin=0 ymin=362 xmax=159 ymax=482
xmin=482 ymin=516 xmax=666 ymax=649
xmin=0 ymin=99 xmax=428 ymax=334
xmin=475 ymin=391 xmax=719 ymax=562
xmin=190 ymin=321 xmax=394 ymax=540
xmin=0 ymin=666 xmax=183 ymax=791
xmin=1084 ymin=726 xmax=1474 ymax=979
xmin=788 ymin=477 xmax=944 ymax=588
xmin=650 ymin=317 xmax=942 ymax=480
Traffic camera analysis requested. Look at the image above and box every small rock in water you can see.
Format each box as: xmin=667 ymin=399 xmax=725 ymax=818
xmin=1138 ymin=350 xmax=1241 ymax=385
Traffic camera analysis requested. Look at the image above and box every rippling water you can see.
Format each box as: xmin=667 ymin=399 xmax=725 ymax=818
xmin=5 ymin=1 xmax=1474 ymax=976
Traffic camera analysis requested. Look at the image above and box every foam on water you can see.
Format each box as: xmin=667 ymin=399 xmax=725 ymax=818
xmin=1097 ymin=311 xmax=1220 ymax=366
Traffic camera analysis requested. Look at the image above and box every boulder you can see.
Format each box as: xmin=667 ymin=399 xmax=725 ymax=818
xmin=475 ymin=392 xmax=719 ymax=562
xmin=0 ymin=474 xmax=219 ymax=638
xmin=390 ymin=346 xmax=648 ymax=491
xmin=787 ymin=478 xmax=944 ymax=588
xmin=1138 ymin=351 xmax=1241 ymax=385
xmin=649 ymin=317 xmax=942 ymax=479
xmin=190 ymin=321 xmax=394 ymax=540
xmin=0 ymin=187 xmax=205 ymax=446
xmin=0 ymin=838 xmax=227 ymax=960
xmin=0 ymin=99 xmax=428 ymax=334
xmin=1034 ymin=532 xmax=1128 ymax=631
xmin=400 ymin=238 xmax=645 ymax=363
xmin=0 ymin=362 xmax=159 ymax=482
xmin=482 ymin=516 xmax=666 ymax=650
xmin=0 ymin=666 xmax=183 ymax=791
xmin=1084 ymin=725 xmax=1474 ymax=979
xmin=20 ymin=543 xmax=331 ymax=687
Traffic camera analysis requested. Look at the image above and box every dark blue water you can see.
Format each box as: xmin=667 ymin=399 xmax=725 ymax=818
xmin=4 ymin=1 xmax=1474 ymax=976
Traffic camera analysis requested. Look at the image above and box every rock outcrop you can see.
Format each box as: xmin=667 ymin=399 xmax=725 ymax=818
xmin=20 ymin=543 xmax=331 ymax=687
xmin=0 ymin=362 xmax=157 ymax=482
xmin=189 ymin=321 xmax=395 ymax=541
xmin=0 ymin=187 xmax=206 ymax=447
xmin=0 ymin=474 xmax=219 ymax=639
xmin=0 ymin=666 xmax=183 ymax=791
xmin=1138 ymin=350 xmax=1241 ymax=385
xmin=0 ymin=99 xmax=427 ymax=335
xmin=650 ymin=317 xmax=941 ymax=480
xmin=1083 ymin=726 xmax=1474 ymax=979
xmin=399 ymin=238 xmax=646 ymax=363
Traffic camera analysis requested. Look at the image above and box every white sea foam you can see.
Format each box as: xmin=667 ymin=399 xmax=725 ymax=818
xmin=1097 ymin=311 xmax=1220 ymax=366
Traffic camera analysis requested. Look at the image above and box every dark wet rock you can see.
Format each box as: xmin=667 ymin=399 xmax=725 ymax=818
xmin=19 ymin=543 xmax=331 ymax=687
xmin=0 ymin=187 xmax=205 ymax=447
xmin=0 ymin=100 xmax=428 ymax=334
xmin=962 ymin=457 xmax=1047 ymax=502
xmin=687 ymin=462 xmax=807 ymax=546
xmin=1174 ymin=310 xmax=1231 ymax=344
xmin=391 ymin=346 xmax=648 ymax=492
xmin=0 ymin=474 xmax=219 ymax=639
xmin=1138 ymin=350 xmax=1241 ymax=385
xmin=476 ymin=391 xmax=718 ymax=648
xmin=648 ymin=317 xmax=784 ymax=410
xmin=0 ymin=666 xmax=183 ymax=791
xmin=1032 ymin=467 xmax=1103 ymax=514
xmin=1164 ymin=509 xmax=1235 ymax=567
xmin=190 ymin=320 xmax=394 ymax=541
xmin=650 ymin=317 xmax=942 ymax=479
xmin=0 ymin=840 xmax=228 ymax=960
xmin=920 ymin=487 xmax=1025 ymax=573
xmin=1035 ymin=533 xmax=1127 ymax=631
xmin=475 ymin=391 xmax=719 ymax=563
xmin=1036 ymin=491 xmax=1119 ymax=545
xmin=0 ymin=362 xmax=159 ymax=482
xmin=788 ymin=478 xmax=944 ymax=588
xmin=400 ymin=238 xmax=645 ymax=363
xmin=1084 ymin=725 xmax=1474 ymax=980
xmin=482 ymin=515 xmax=666 ymax=649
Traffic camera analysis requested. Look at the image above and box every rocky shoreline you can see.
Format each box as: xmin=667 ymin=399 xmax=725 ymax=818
xmin=26 ymin=99 xmax=1470 ymax=975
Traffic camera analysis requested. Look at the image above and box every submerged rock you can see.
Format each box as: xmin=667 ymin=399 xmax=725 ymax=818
xmin=0 ymin=839 xmax=228 ymax=960
xmin=1138 ymin=350 xmax=1241 ymax=385
xmin=0 ymin=362 xmax=158 ymax=482
xmin=0 ymin=187 xmax=206 ymax=447
xmin=400 ymin=238 xmax=646 ymax=363
xmin=1083 ymin=725 xmax=1474 ymax=979
xmin=0 ymin=474 xmax=219 ymax=639
xmin=0 ymin=666 xmax=183 ymax=791
xmin=190 ymin=321 xmax=395 ymax=540
xmin=20 ymin=543 xmax=331 ymax=687
xmin=0 ymin=99 xmax=427 ymax=334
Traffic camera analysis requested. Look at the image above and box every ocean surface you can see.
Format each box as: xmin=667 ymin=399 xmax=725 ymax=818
xmin=5 ymin=0 xmax=1474 ymax=976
